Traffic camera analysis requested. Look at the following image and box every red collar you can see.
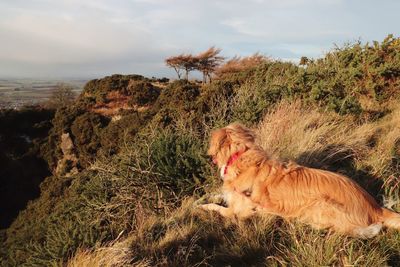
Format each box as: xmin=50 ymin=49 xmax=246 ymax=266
xmin=223 ymin=151 xmax=244 ymax=175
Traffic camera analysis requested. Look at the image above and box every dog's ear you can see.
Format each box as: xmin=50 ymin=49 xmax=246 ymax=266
xmin=217 ymin=128 xmax=231 ymax=147
xmin=209 ymin=128 xmax=231 ymax=154
xmin=225 ymin=123 xmax=256 ymax=149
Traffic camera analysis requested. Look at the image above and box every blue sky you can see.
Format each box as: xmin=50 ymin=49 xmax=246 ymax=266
xmin=0 ymin=0 xmax=398 ymax=79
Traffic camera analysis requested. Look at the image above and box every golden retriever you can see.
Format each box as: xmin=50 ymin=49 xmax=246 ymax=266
xmin=201 ymin=123 xmax=400 ymax=238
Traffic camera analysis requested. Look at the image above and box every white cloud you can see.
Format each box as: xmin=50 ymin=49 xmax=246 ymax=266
xmin=0 ymin=0 xmax=398 ymax=78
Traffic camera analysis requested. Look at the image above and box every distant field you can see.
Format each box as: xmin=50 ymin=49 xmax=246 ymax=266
xmin=0 ymin=79 xmax=86 ymax=109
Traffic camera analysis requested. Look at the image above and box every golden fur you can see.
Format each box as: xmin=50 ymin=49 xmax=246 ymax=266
xmin=201 ymin=123 xmax=400 ymax=238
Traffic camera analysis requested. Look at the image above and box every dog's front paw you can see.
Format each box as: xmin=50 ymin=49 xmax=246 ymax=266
xmin=194 ymin=193 xmax=226 ymax=207
xmin=209 ymin=193 xmax=226 ymax=204
xmin=193 ymin=196 xmax=208 ymax=207
xmin=199 ymin=203 xmax=211 ymax=211
xmin=199 ymin=203 xmax=223 ymax=212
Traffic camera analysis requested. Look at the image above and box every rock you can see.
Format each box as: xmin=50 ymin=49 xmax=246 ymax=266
xmin=55 ymin=132 xmax=79 ymax=176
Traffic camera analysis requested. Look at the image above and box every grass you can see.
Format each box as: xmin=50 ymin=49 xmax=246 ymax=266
xmin=65 ymin=200 xmax=398 ymax=266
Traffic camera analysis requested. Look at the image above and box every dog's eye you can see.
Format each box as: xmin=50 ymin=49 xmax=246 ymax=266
xmin=243 ymin=189 xmax=252 ymax=197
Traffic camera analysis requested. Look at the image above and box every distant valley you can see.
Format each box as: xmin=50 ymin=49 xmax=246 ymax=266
xmin=0 ymin=79 xmax=86 ymax=109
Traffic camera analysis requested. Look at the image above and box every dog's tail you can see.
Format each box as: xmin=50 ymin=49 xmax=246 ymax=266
xmin=381 ymin=208 xmax=400 ymax=229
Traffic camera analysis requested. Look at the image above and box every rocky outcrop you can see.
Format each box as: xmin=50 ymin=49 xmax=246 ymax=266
xmin=55 ymin=132 xmax=79 ymax=176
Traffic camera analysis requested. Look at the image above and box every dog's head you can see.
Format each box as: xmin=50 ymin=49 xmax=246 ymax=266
xmin=207 ymin=123 xmax=256 ymax=169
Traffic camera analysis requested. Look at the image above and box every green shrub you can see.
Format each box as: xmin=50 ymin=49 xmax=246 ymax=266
xmin=126 ymin=80 xmax=160 ymax=106
xmin=82 ymin=74 xmax=145 ymax=96
xmin=152 ymin=80 xmax=200 ymax=112
xmin=145 ymin=130 xmax=210 ymax=196
xmin=149 ymin=80 xmax=201 ymax=127
xmin=100 ymin=111 xmax=147 ymax=154
xmin=2 ymin=172 xmax=115 ymax=266
xmin=70 ymin=113 xmax=109 ymax=167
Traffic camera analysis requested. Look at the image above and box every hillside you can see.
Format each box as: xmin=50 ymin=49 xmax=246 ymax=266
xmin=1 ymin=35 xmax=400 ymax=266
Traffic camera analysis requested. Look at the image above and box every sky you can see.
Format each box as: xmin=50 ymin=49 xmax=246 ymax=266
xmin=0 ymin=0 xmax=399 ymax=79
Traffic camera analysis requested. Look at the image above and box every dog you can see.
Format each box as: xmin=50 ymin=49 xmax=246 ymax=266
xmin=200 ymin=123 xmax=400 ymax=238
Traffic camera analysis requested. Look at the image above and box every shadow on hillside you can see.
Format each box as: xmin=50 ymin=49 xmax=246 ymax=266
xmin=130 ymin=214 xmax=279 ymax=267
xmin=0 ymin=156 xmax=50 ymax=229
xmin=295 ymin=144 xmax=384 ymax=204
xmin=0 ymin=107 xmax=54 ymax=229
xmin=157 ymin=231 xmax=269 ymax=267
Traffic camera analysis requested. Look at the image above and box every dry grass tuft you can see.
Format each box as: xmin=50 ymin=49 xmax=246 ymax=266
xmin=257 ymin=100 xmax=400 ymax=202
xmin=67 ymin=240 xmax=136 ymax=267
xmin=257 ymin=100 xmax=370 ymax=164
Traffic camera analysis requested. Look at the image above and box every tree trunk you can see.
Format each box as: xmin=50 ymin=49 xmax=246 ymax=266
xmin=207 ymin=73 xmax=212 ymax=83
xmin=173 ymin=67 xmax=181 ymax=79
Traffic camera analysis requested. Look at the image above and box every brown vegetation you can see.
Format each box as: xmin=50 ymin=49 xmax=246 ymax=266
xmin=91 ymin=90 xmax=133 ymax=116
xmin=214 ymin=53 xmax=268 ymax=79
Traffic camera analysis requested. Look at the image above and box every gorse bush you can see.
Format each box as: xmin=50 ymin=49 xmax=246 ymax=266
xmin=43 ymin=76 xmax=162 ymax=171
xmin=82 ymin=74 xmax=145 ymax=97
xmin=1 ymin=172 xmax=116 ymax=266
xmin=126 ymin=80 xmax=160 ymax=106
xmin=143 ymin=130 xmax=211 ymax=196
xmin=150 ymin=80 xmax=201 ymax=126
xmin=99 ymin=111 xmax=147 ymax=155
xmin=70 ymin=112 xmax=108 ymax=167
xmin=214 ymin=53 xmax=269 ymax=80
xmin=222 ymin=34 xmax=400 ymax=120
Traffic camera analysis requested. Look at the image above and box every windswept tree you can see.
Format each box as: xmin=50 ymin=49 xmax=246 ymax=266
xmin=180 ymin=54 xmax=199 ymax=80
xmin=165 ymin=54 xmax=198 ymax=80
xmin=196 ymin=47 xmax=224 ymax=84
xmin=165 ymin=47 xmax=224 ymax=82
xmin=165 ymin=56 xmax=183 ymax=79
